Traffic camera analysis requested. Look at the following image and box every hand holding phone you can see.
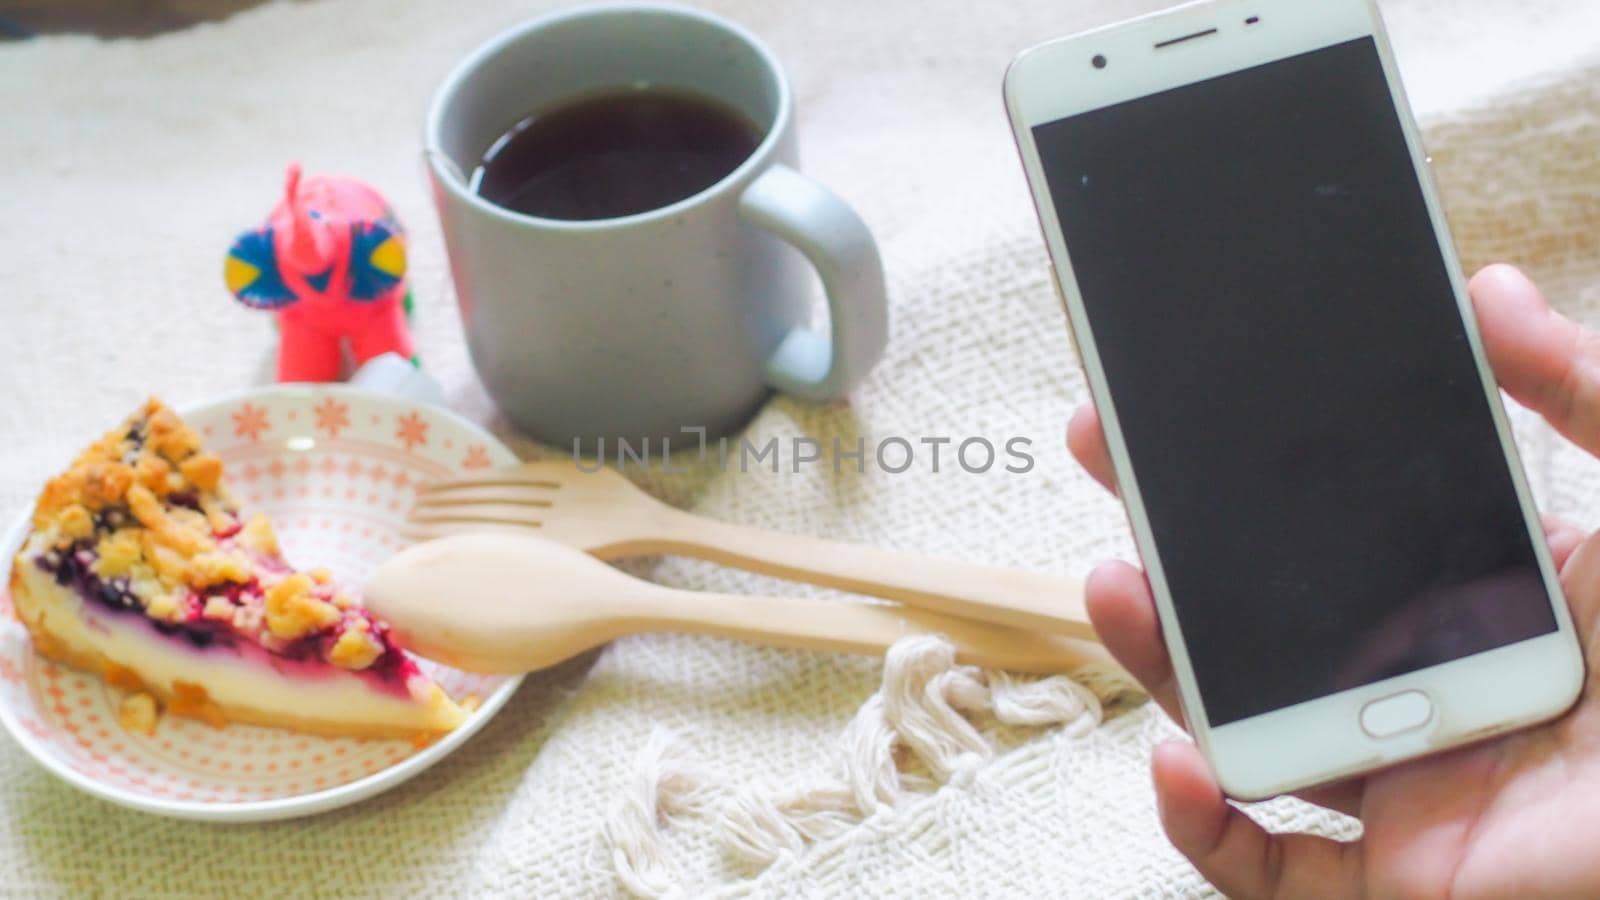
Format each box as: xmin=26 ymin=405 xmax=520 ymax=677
xmin=1006 ymin=0 xmax=1583 ymax=801
xmin=1073 ymin=264 xmax=1600 ymax=899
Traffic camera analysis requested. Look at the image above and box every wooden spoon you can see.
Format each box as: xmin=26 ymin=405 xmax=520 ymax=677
xmin=363 ymin=532 xmax=1117 ymax=676
xmin=404 ymin=462 xmax=1093 ymax=639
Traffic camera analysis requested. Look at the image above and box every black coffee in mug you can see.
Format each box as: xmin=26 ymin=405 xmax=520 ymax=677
xmin=470 ymin=85 xmax=764 ymax=221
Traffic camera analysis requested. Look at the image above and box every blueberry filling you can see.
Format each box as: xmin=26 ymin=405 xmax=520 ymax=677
xmin=364 ymin=633 xmax=417 ymax=684
xmin=92 ymin=507 xmax=130 ymax=533
xmin=120 ymin=425 xmax=146 ymax=463
xmin=152 ymin=619 xmax=219 ymax=649
xmin=167 ymin=492 xmax=202 ymax=512
xmin=44 ymin=546 xmax=92 ymax=590
xmin=35 ymin=541 xmax=238 ymax=650
xmin=96 ymin=578 xmax=139 ymax=611
xmin=31 ymin=539 xmax=419 ymax=690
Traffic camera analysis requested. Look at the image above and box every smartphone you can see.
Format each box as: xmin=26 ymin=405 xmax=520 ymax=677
xmin=1004 ymin=0 xmax=1584 ymax=799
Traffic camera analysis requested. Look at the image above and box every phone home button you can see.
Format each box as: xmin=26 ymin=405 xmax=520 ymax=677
xmin=1360 ymin=690 xmax=1433 ymax=738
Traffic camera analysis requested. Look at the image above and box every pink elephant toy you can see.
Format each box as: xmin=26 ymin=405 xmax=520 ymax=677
xmin=224 ymin=164 xmax=415 ymax=382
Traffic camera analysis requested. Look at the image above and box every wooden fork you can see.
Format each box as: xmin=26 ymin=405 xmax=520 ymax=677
xmin=405 ymin=461 xmax=1094 ymax=639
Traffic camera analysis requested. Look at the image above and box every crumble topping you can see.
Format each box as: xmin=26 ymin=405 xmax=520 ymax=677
xmin=265 ymin=573 xmax=341 ymax=641
xmin=239 ymin=514 xmax=279 ymax=556
xmin=105 ymin=663 xmax=144 ymax=690
xmin=93 ymin=530 xmax=143 ymax=578
xmin=145 ymin=592 xmax=182 ymax=623
xmin=202 ymin=596 xmax=235 ymax=622
xmin=117 ymin=692 xmax=159 ymax=735
xmin=329 ymin=620 xmax=384 ymax=670
xmin=188 ymin=550 xmax=252 ymax=588
xmin=58 ymin=505 xmax=92 ymax=539
xmin=168 ymin=680 xmax=226 ymax=728
xmin=179 ymin=453 xmax=222 ymax=492
xmin=25 ymin=398 xmax=413 ymax=678
xmin=134 ymin=454 xmax=170 ymax=494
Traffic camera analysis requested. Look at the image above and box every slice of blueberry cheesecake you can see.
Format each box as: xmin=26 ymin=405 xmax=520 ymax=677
xmin=8 ymin=399 xmax=467 ymax=739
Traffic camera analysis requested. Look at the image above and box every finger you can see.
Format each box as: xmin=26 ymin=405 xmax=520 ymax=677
xmin=1153 ymin=742 xmax=1364 ymax=900
xmin=1471 ymin=264 xmax=1600 ymax=457
xmin=1295 ymin=780 xmax=1365 ymax=820
xmin=1543 ymin=513 xmax=1586 ymax=571
xmin=1556 ymin=528 xmax=1600 ymax=639
xmin=1067 ymin=403 xmax=1117 ymax=494
xmin=1086 ymin=560 xmax=1179 ymax=722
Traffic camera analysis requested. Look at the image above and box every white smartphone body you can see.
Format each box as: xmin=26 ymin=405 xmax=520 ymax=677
xmin=1004 ymin=0 xmax=1585 ymax=800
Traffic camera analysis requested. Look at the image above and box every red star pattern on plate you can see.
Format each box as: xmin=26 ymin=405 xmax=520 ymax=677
xmin=462 ymin=445 xmax=492 ymax=470
xmin=267 ymin=459 xmax=286 ymax=481
xmin=395 ymin=411 xmax=429 ymax=451
xmin=312 ymin=397 xmax=351 ymax=439
xmin=232 ymin=403 xmax=270 ymax=441
xmin=369 ymin=463 xmax=389 ymax=483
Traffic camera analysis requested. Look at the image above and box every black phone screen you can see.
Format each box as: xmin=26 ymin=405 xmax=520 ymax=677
xmin=1032 ymin=36 xmax=1556 ymax=726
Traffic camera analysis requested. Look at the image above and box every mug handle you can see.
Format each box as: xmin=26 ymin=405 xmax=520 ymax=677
xmin=739 ymin=165 xmax=889 ymax=400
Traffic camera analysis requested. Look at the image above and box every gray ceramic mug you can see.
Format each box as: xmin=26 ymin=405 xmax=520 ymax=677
xmin=424 ymin=3 xmax=888 ymax=448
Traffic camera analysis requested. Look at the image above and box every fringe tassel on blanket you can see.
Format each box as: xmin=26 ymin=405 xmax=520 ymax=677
xmin=605 ymin=635 xmax=1128 ymax=898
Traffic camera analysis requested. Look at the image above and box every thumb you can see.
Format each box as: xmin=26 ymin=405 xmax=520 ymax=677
xmin=1152 ymin=742 xmax=1363 ymax=898
xmin=1470 ymin=264 xmax=1600 ymax=457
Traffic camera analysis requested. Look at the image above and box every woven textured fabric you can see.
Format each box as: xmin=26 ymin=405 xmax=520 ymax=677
xmin=1 ymin=0 xmax=1597 ymax=895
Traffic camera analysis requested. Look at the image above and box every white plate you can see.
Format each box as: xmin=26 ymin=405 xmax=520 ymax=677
xmin=0 ymin=385 xmax=523 ymax=822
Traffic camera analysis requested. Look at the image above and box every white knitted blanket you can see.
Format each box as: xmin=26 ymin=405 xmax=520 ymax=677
xmin=1 ymin=0 xmax=1597 ymax=895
